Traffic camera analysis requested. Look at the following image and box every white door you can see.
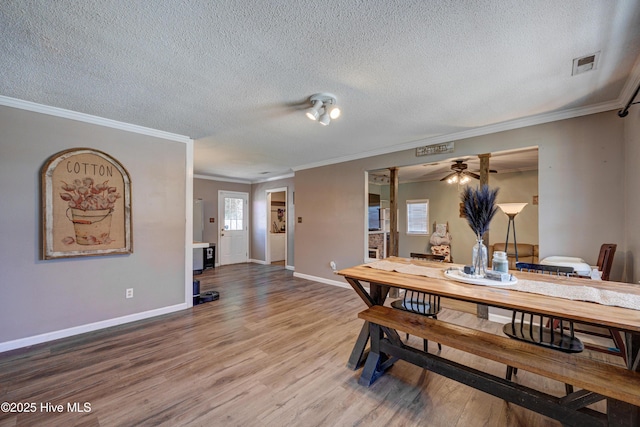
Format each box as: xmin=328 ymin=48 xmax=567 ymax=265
xmin=218 ymin=191 xmax=249 ymax=265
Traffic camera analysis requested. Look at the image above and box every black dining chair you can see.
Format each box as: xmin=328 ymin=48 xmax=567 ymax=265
xmin=504 ymin=262 xmax=584 ymax=393
xmin=408 ymin=252 xmax=446 ymax=262
xmin=390 ymin=253 xmax=445 ymax=352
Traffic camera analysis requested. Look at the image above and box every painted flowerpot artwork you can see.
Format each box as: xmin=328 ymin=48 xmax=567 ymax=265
xmin=41 ymin=148 xmax=132 ymax=259
xmin=59 ymin=177 xmax=120 ymax=245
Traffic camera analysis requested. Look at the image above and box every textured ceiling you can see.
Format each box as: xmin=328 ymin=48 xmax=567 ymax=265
xmin=2 ymin=1 xmax=640 ymax=182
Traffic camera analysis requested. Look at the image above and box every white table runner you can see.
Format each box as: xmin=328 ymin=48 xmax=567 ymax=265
xmin=366 ymin=260 xmax=640 ymax=311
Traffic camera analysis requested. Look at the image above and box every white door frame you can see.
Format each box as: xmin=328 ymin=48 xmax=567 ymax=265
xmin=218 ymin=190 xmax=249 ymax=265
xmin=265 ymin=187 xmax=287 ymax=266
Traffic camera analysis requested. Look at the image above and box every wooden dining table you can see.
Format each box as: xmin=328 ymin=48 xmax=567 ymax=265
xmin=338 ymin=257 xmax=640 ymax=427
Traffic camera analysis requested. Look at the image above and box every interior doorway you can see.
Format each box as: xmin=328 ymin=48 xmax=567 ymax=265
xmin=265 ymin=188 xmax=287 ymax=267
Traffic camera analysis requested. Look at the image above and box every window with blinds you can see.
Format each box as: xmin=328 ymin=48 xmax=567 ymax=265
xmin=406 ymin=199 xmax=429 ymax=235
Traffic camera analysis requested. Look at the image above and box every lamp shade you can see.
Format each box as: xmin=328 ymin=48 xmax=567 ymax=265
xmin=497 ymin=203 xmax=528 ymax=215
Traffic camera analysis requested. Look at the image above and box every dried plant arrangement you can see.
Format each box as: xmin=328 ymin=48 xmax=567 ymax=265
xmin=460 ymin=185 xmax=499 ymax=239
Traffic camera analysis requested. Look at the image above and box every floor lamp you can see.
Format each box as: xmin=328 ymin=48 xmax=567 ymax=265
xmin=497 ymin=203 xmax=528 ymax=262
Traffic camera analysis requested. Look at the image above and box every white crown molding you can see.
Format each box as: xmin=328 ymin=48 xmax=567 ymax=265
xmin=292 ymin=100 xmax=622 ymax=172
xmin=0 ymin=95 xmax=192 ymax=144
xmin=619 ymin=56 xmax=640 ymax=104
xmin=252 ymin=172 xmax=295 ymax=184
xmin=194 ymin=172 xmax=295 ymax=184
xmin=194 ymin=174 xmax=252 ymax=184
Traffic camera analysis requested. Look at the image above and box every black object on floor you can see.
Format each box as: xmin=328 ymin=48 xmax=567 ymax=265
xmin=193 ymin=280 xmax=200 ymax=305
xmin=198 ymin=291 xmax=219 ymax=304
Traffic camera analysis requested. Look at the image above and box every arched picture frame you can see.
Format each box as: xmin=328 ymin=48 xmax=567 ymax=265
xmin=41 ymin=148 xmax=132 ymax=259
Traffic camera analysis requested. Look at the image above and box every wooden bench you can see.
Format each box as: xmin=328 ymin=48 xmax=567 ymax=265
xmin=358 ymin=305 xmax=640 ymax=425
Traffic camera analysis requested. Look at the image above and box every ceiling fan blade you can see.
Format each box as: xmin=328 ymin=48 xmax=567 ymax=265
xmin=471 ymin=169 xmax=497 ymax=175
xmin=464 ymin=171 xmax=480 ymax=179
xmin=440 ymin=172 xmax=457 ymax=181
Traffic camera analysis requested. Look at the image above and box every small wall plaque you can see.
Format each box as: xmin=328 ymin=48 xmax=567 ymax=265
xmin=416 ymin=141 xmax=455 ymax=157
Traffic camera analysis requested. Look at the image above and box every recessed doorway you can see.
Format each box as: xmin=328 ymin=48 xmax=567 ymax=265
xmin=265 ymin=188 xmax=287 ymax=267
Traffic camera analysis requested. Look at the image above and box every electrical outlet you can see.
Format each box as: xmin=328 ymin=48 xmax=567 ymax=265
xmin=330 ymin=261 xmax=336 ymax=270
xmin=126 ymin=288 xmax=133 ymax=299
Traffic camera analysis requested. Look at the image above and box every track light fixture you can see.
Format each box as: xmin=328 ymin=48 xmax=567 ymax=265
xmin=305 ymin=99 xmax=323 ymax=121
xmin=305 ymin=93 xmax=340 ymax=126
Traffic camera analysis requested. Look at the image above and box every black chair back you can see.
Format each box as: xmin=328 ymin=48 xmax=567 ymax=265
xmin=504 ymin=263 xmax=583 ymax=353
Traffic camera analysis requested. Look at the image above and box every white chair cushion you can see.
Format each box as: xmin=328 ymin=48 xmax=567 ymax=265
xmin=540 ymin=256 xmax=592 ymax=275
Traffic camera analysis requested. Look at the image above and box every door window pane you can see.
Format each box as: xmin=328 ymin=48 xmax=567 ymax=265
xmin=224 ymin=197 xmax=244 ymax=230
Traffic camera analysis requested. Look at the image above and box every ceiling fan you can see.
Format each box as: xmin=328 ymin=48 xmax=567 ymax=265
xmin=440 ymin=160 xmax=495 ymax=184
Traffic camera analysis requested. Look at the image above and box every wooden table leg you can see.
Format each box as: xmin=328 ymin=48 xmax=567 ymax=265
xmin=347 ymin=321 xmax=370 ymax=370
xmin=607 ymin=399 xmax=639 ymax=427
xmin=626 ymin=331 xmax=640 ymax=372
xmin=358 ymin=322 xmax=397 ymax=386
xmin=345 ymin=279 xmax=390 ymax=370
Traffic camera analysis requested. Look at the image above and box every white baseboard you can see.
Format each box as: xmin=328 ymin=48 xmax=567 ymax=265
xmin=293 ymin=272 xmax=353 ymax=289
xmin=0 ymin=303 xmax=188 ymax=353
xmin=250 ymin=259 xmax=294 ymax=271
xmin=488 ymin=312 xmax=512 ymax=324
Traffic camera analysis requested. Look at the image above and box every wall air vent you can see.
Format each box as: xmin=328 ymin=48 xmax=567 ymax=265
xmin=572 ymin=51 xmax=600 ymax=76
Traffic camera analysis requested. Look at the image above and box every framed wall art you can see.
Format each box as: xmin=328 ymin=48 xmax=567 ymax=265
xmin=41 ymin=148 xmax=132 ymax=259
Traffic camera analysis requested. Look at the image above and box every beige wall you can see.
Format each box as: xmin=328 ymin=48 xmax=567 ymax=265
xmin=295 ymin=111 xmax=630 ymax=283
xmin=624 ymin=103 xmax=640 ymax=284
xmin=0 ymin=105 xmax=188 ymax=347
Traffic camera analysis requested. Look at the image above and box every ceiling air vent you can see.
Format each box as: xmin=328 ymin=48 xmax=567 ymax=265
xmin=572 ymin=51 xmax=600 ymax=76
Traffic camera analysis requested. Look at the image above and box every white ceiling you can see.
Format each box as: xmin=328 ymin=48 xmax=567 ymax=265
xmin=2 ymin=1 xmax=640 ymax=182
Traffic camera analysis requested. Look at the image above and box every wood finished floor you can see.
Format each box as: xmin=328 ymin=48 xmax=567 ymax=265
xmin=0 ymin=263 xmax=614 ymax=427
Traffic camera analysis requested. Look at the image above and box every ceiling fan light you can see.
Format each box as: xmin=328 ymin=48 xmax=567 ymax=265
xmin=460 ymin=175 xmax=470 ymax=184
xmin=305 ymin=100 xmax=322 ymax=121
xmin=447 ymin=175 xmax=458 ymax=184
